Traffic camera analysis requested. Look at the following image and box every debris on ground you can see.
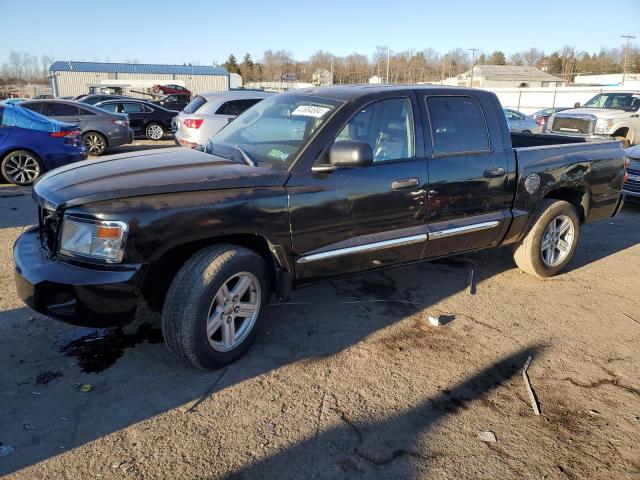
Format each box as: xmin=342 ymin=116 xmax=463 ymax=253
xmin=30 ymin=391 xmax=41 ymax=396
xmin=467 ymin=269 xmax=476 ymax=295
xmin=428 ymin=316 xmax=441 ymax=326
xmin=80 ymin=384 xmax=92 ymax=393
xmin=35 ymin=370 xmax=63 ymax=385
xmin=620 ymin=312 xmax=640 ymax=326
xmin=477 ymin=430 xmax=497 ymax=443
xmin=522 ymin=356 xmax=541 ymax=415
xmin=22 ymin=422 xmax=35 ymax=430
xmin=0 ymin=445 xmax=15 ymax=456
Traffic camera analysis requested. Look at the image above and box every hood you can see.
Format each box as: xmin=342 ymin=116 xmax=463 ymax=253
xmin=555 ymin=108 xmax=633 ymax=119
xmin=33 ymin=147 xmax=289 ymax=210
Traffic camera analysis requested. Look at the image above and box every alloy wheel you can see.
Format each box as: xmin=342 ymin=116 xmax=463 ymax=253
xmin=146 ymin=124 xmax=164 ymax=140
xmin=206 ymin=272 xmax=261 ymax=352
xmin=3 ymin=153 xmax=40 ymax=184
xmin=540 ymin=214 xmax=575 ymax=267
xmin=84 ymin=134 xmax=106 ymax=154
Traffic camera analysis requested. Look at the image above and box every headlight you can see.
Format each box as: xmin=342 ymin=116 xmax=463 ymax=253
xmin=59 ymin=216 xmax=128 ymax=263
xmin=594 ymin=118 xmax=615 ymax=134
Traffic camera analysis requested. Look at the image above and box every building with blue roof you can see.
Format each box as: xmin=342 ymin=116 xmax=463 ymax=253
xmin=49 ymin=61 xmax=230 ymax=98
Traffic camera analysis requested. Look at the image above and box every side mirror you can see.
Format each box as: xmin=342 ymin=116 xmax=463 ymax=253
xmin=312 ymin=140 xmax=373 ymax=173
xmin=574 ymin=102 xmax=581 ymax=108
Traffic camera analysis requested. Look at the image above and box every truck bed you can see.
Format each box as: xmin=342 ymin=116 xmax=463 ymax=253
xmin=510 ymin=132 xmax=594 ymax=149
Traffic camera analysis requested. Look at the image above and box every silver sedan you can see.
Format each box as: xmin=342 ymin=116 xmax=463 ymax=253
xmin=503 ymin=108 xmax=542 ymax=134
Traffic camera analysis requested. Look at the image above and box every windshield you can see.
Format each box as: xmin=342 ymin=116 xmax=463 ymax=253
xmin=207 ymin=94 xmax=343 ymax=170
xmin=583 ymin=93 xmax=640 ymax=111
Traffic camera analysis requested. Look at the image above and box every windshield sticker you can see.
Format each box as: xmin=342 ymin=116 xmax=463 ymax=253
xmin=268 ymin=149 xmax=290 ymax=161
xmin=291 ymin=105 xmax=331 ymax=118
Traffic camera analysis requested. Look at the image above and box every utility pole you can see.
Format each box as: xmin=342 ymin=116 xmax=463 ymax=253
xmin=386 ymin=48 xmax=391 ymax=84
xmin=468 ymin=48 xmax=478 ymax=87
xmin=621 ymin=34 xmax=636 ymax=86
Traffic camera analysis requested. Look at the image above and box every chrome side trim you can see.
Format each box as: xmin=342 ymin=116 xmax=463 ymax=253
xmin=428 ymin=221 xmax=499 ymax=240
xmin=297 ymin=234 xmax=427 ymax=264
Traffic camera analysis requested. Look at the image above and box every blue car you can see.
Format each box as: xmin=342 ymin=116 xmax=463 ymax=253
xmin=0 ymin=104 xmax=87 ymax=185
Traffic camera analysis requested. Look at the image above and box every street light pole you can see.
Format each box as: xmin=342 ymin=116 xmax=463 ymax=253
xmin=621 ymin=34 xmax=636 ymax=86
xmin=468 ymin=48 xmax=478 ymax=87
xmin=386 ymin=48 xmax=390 ymax=84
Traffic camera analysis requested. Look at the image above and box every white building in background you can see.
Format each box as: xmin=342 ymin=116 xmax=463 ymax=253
xmin=312 ymin=69 xmax=333 ymax=86
xmin=443 ymin=65 xmax=566 ymax=88
xmin=229 ymin=73 xmax=243 ymax=89
xmin=49 ymin=61 xmax=230 ymax=97
xmin=573 ymin=73 xmax=640 ymax=88
xmin=368 ymin=75 xmax=383 ymax=84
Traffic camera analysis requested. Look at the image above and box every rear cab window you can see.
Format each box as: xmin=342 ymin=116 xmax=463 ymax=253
xmin=183 ymin=96 xmax=207 ymax=114
xmin=425 ymin=96 xmax=490 ymax=155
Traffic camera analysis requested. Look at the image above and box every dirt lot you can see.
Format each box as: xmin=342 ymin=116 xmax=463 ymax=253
xmin=0 ymin=150 xmax=638 ymax=478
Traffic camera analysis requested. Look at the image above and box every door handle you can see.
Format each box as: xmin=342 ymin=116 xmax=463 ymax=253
xmin=483 ymin=167 xmax=506 ymax=178
xmin=391 ymin=177 xmax=419 ymax=190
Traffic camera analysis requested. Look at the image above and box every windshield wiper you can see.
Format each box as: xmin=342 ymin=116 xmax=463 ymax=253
xmin=233 ymin=145 xmax=256 ymax=167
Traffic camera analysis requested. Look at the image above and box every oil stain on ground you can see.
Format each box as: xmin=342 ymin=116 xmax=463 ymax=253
xmin=56 ymin=323 xmax=163 ymax=373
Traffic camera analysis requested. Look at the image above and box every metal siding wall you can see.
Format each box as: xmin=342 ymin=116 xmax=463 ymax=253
xmin=52 ymin=71 xmax=229 ymax=97
xmin=173 ymin=74 xmax=229 ymax=94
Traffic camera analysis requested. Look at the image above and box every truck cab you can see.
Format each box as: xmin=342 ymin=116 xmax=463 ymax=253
xmin=548 ymin=91 xmax=640 ymax=146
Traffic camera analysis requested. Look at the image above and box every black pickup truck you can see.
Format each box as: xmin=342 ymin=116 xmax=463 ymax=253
xmin=13 ymin=86 xmax=626 ymax=369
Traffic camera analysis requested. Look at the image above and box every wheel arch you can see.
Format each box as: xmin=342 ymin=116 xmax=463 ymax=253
xmin=542 ymin=185 xmax=589 ymax=223
xmin=83 ymin=130 xmax=110 ymax=147
xmin=141 ymin=233 xmax=292 ymax=313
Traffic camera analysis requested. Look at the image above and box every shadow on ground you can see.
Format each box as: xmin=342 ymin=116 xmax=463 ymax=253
xmin=0 ymin=203 xmax=637 ymax=476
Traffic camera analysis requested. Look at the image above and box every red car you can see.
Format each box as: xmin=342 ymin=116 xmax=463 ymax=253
xmin=152 ymin=84 xmax=192 ymax=97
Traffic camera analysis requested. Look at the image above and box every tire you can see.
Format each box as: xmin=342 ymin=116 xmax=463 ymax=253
xmin=145 ymin=123 xmax=164 ymax=141
xmin=1 ymin=150 xmax=43 ymax=185
xmin=83 ymin=131 xmax=107 ymax=156
xmin=161 ymin=245 xmax=269 ymax=370
xmin=513 ymin=199 xmax=580 ymax=277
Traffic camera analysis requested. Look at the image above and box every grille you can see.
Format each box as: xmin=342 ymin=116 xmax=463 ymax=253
xmin=625 ymin=168 xmax=640 ymax=193
xmin=38 ymin=207 xmax=59 ymax=256
xmin=550 ymin=117 xmax=592 ymax=135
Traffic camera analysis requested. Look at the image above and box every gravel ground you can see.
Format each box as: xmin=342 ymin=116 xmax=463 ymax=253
xmin=0 ymin=154 xmax=638 ymax=479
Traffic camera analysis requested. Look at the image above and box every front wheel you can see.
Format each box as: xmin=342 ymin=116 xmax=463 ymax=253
xmin=145 ymin=123 xmax=164 ymax=141
xmin=162 ymin=245 xmax=269 ymax=369
xmin=513 ymin=199 xmax=580 ymax=277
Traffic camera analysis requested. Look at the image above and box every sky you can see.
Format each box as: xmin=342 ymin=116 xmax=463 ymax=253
xmin=2 ymin=0 xmax=639 ymax=66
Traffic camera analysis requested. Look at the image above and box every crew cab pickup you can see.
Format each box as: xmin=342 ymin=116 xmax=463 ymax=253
xmin=13 ymin=86 xmax=626 ymax=369
xmin=548 ymin=91 xmax=640 ymax=146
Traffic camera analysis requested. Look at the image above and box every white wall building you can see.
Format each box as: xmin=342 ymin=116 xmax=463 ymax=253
xmin=443 ymin=65 xmax=566 ymax=88
xmin=49 ymin=61 xmax=230 ymax=97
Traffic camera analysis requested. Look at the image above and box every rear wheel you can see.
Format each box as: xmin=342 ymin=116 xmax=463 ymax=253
xmin=161 ymin=245 xmax=269 ymax=369
xmin=83 ymin=132 xmax=107 ymax=156
xmin=1 ymin=150 xmax=42 ymax=185
xmin=513 ymin=199 xmax=580 ymax=277
xmin=145 ymin=123 xmax=164 ymax=141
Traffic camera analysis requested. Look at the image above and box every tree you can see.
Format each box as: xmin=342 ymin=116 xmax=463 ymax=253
xmin=224 ymin=54 xmax=239 ymax=74
xmin=489 ymin=51 xmax=506 ymax=65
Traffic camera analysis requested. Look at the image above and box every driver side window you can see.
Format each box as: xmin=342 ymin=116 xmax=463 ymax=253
xmin=336 ymin=98 xmax=415 ymax=163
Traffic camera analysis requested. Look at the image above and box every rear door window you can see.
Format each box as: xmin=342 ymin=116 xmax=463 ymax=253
xmin=122 ymin=102 xmax=145 ymax=113
xmin=21 ymin=102 xmax=44 ymax=114
xmin=183 ymin=96 xmax=207 ymax=114
xmin=426 ymin=96 xmax=490 ymax=155
xmin=45 ymin=103 xmax=80 ymax=117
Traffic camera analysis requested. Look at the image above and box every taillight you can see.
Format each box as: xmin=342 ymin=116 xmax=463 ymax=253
xmin=50 ymin=130 xmax=81 ymax=138
xmin=183 ymin=118 xmax=204 ymax=129
xmin=112 ymin=119 xmax=129 ymax=127
xmin=534 ymin=117 xmax=547 ymax=126
xmin=624 ymin=156 xmax=630 ymax=183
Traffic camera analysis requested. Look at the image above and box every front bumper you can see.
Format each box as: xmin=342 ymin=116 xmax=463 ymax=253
xmin=13 ymin=227 xmax=147 ymax=327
